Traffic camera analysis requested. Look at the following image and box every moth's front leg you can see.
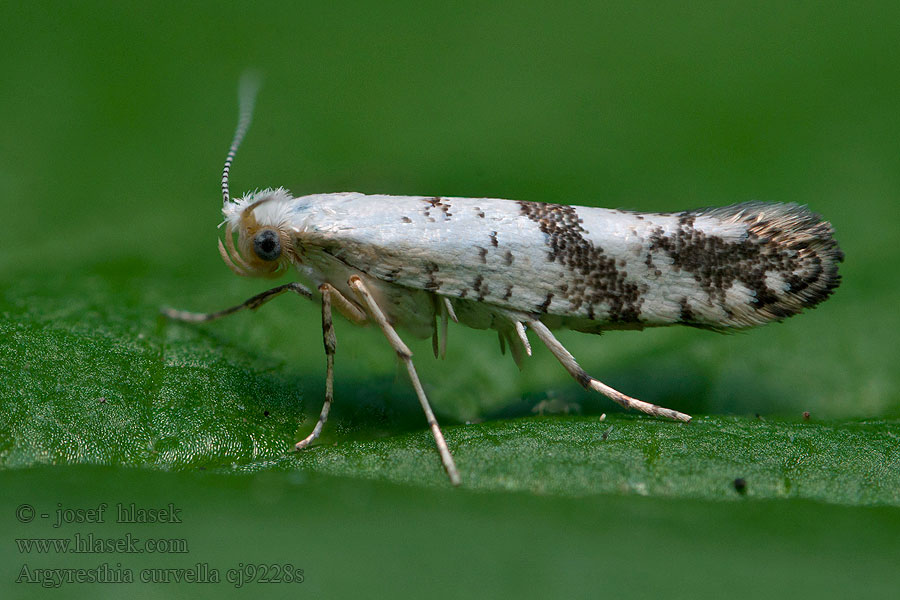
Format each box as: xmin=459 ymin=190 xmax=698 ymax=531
xmin=163 ymin=281 xmax=369 ymax=452
xmin=161 ymin=282 xmax=314 ymax=323
xmin=348 ymin=275 xmax=461 ymax=486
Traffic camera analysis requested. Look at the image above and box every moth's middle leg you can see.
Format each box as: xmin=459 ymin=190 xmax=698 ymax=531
xmin=348 ymin=275 xmax=461 ymax=486
xmin=295 ymin=283 xmax=366 ymax=451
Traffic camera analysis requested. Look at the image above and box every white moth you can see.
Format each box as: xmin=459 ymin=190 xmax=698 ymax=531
xmin=165 ymin=76 xmax=843 ymax=486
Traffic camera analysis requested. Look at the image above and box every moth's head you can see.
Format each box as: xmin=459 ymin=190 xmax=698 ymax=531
xmin=217 ymin=74 xmax=299 ymax=278
xmin=219 ymin=187 xmax=296 ymax=278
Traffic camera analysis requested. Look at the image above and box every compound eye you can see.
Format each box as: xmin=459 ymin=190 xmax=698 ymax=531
xmin=253 ymin=229 xmax=281 ymax=261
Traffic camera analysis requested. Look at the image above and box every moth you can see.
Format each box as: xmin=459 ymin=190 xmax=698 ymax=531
xmin=164 ymin=76 xmax=843 ymax=485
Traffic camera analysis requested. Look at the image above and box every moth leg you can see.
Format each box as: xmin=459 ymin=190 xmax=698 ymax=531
xmin=161 ymin=282 xmax=313 ymax=323
xmin=323 ymin=284 xmax=368 ymax=325
xmin=443 ymin=297 xmax=458 ymax=323
xmin=525 ymin=318 xmax=692 ymax=423
xmin=295 ymin=283 xmax=347 ymax=450
xmin=432 ymin=295 xmax=453 ymax=359
xmin=514 ymin=321 xmax=532 ymax=356
xmin=348 ymin=275 xmax=461 ymax=486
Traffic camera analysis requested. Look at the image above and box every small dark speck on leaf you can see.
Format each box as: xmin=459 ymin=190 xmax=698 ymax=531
xmin=802 ymin=411 xmax=811 ymax=421
xmin=264 ymin=410 xmax=270 ymax=417
xmin=733 ymin=478 xmax=747 ymax=494
xmin=601 ymin=426 xmax=614 ymax=441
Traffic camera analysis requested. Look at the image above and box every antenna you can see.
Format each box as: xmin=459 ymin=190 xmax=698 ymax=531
xmin=221 ymin=71 xmax=262 ymax=205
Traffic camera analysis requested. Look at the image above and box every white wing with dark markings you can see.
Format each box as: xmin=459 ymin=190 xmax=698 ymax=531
xmin=228 ymin=189 xmax=842 ymax=335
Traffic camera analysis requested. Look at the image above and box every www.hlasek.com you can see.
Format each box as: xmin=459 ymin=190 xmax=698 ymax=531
xmin=17 ymin=533 xmax=187 ymax=554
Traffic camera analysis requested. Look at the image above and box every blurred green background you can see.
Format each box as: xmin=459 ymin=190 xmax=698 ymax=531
xmin=2 ymin=2 xmax=899 ymax=598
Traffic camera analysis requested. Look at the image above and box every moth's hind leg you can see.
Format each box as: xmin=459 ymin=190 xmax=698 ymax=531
xmin=525 ymin=319 xmax=692 ymax=423
xmin=161 ymin=282 xmax=313 ymax=322
xmin=348 ymin=275 xmax=461 ymax=486
xmin=295 ymin=283 xmax=366 ymax=451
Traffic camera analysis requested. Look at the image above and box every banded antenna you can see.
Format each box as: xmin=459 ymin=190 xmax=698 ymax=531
xmin=221 ymin=71 xmax=262 ymax=205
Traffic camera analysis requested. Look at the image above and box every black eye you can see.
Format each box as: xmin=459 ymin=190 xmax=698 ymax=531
xmin=253 ymin=229 xmax=281 ymax=261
